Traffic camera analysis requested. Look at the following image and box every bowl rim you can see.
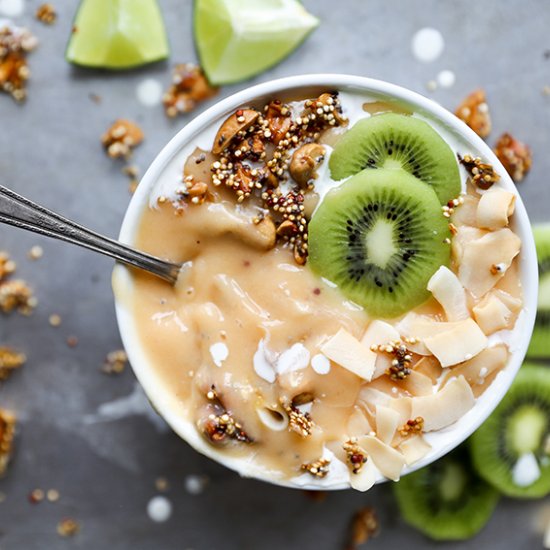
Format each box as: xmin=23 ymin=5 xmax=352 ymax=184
xmin=115 ymin=73 xmax=538 ymax=490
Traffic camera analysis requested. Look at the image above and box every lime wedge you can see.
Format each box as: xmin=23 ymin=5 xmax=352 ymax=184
xmin=66 ymin=0 xmax=170 ymax=69
xmin=194 ymin=0 xmax=319 ymax=85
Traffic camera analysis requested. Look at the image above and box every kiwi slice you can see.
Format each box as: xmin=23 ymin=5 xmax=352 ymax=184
xmin=527 ymin=224 xmax=550 ymax=358
xmin=394 ymin=446 xmax=500 ymax=541
xmin=308 ymin=169 xmax=450 ymax=318
xmin=329 ymin=113 xmax=461 ymax=204
xmin=471 ymin=364 xmax=550 ymax=498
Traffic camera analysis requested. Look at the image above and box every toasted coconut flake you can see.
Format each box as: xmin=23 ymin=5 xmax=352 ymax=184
xmin=427 ymin=265 xmax=470 ymax=321
xmin=411 ymin=376 xmax=474 ymax=431
xmin=393 ymin=370 xmax=434 ymax=396
xmin=356 ymin=435 xmax=406 ymax=481
xmin=349 ymin=459 xmax=379 ymax=492
xmin=458 ymin=228 xmax=521 ymax=298
xmin=476 ymin=188 xmax=516 ymax=230
xmin=375 ymin=405 xmax=400 ymax=445
xmin=443 ymin=345 xmax=508 ymax=387
xmin=320 ymin=329 xmax=375 ymax=382
xmin=0 ymin=347 xmax=25 ymax=381
xmin=387 ymin=397 xmax=412 ymax=426
xmin=347 ymin=407 xmax=373 ymax=438
xmin=413 ymin=355 xmax=443 ymax=383
xmin=424 ymin=318 xmax=487 ymax=367
xmin=473 ymin=292 xmax=515 ymax=335
xmin=360 ymin=320 xmax=401 ymax=379
xmin=398 ymin=435 xmax=432 ymax=465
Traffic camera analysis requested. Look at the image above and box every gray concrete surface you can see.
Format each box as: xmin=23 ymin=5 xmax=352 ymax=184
xmin=0 ymin=0 xmax=549 ymax=548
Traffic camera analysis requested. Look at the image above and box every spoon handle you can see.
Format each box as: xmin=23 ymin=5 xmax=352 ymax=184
xmin=0 ymin=185 xmax=180 ymax=284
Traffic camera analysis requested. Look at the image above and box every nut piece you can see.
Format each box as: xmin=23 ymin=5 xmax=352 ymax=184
xmin=213 ymin=109 xmax=259 ymax=154
xmin=455 ymin=89 xmax=492 ymax=138
xmin=0 ymin=24 xmax=38 ymax=102
xmin=0 ymin=252 xmax=16 ymax=281
xmin=250 ymin=215 xmax=276 ymax=250
xmin=0 ymin=279 xmax=36 ymax=315
xmin=0 ymin=409 xmax=16 ymax=477
xmin=0 ymin=347 xmax=26 ymax=381
xmin=494 ymin=132 xmax=532 ymax=182
xmin=163 ymin=64 xmax=218 ymax=118
xmin=101 ymin=119 xmax=144 ymax=159
xmin=36 ymin=4 xmax=57 ymax=25
xmin=289 ymin=143 xmax=325 ymax=188
xmin=57 ymin=518 xmax=80 ymax=537
xmin=458 ymin=154 xmax=500 ymax=190
xmin=264 ymin=100 xmax=292 ymax=144
xmin=102 ymin=350 xmax=128 ymax=374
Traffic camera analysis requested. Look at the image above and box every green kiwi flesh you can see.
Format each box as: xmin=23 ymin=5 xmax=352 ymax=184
xmin=394 ymin=446 xmax=499 ymax=541
xmin=527 ymin=224 xmax=550 ymax=358
xmin=329 ymin=113 xmax=461 ymax=204
xmin=308 ymin=168 xmax=450 ymax=318
xmin=471 ymin=364 xmax=550 ymax=498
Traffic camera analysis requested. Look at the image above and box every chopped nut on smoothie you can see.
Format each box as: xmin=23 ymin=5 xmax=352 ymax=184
xmin=163 ymin=63 xmax=218 ymax=118
xmin=0 ymin=347 xmax=26 ymax=381
xmin=101 ymin=119 xmax=144 ymax=159
xmin=36 ymin=4 xmax=57 ymax=25
xmin=494 ymin=132 xmax=532 ymax=182
xmin=0 ymin=409 xmax=16 ymax=477
xmin=289 ymin=143 xmax=326 ymax=188
xmin=0 ymin=23 xmax=38 ymax=102
xmin=455 ymin=89 xmax=492 ymax=138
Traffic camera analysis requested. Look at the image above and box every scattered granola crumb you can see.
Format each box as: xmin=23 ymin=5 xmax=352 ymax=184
xmin=35 ymin=3 xmax=57 ymax=25
xmin=425 ymin=80 xmax=437 ymax=92
xmin=162 ymin=63 xmax=218 ymax=118
xmin=29 ymin=488 xmax=45 ymax=503
xmin=48 ymin=313 xmax=62 ymax=327
xmin=0 ymin=279 xmax=36 ymax=315
xmin=101 ymin=119 xmax=144 ymax=160
xmin=0 ymin=409 xmax=16 ymax=477
xmin=301 ymin=458 xmax=330 ymax=478
xmin=155 ymin=477 xmax=169 ymax=492
xmin=455 ymin=89 xmax=492 ymax=138
xmin=458 ymin=153 xmax=500 ymax=190
xmin=345 ymin=507 xmax=380 ymax=550
xmin=102 ymin=349 xmax=128 ymax=374
xmin=282 ymin=399 xmax=313 ymax=437
xmin=57 ymin=518 xmax=80 ymax=537
xmin=0 ymin=252 xmax=16 ymax=280
xmin=89 ymin=92 xmax=101 ymax=104
xmin=494 ymin=132 xmax=532 ymax=182
xmin=27 ymin=245 xmax=43 ymax=260
xmin=0 ymin=346 xmax=25 ymax=381
xmin=123 ymin=165 xmax=140 ymax=194
xmin=66 ymin=336 xmax=78 ymax=348
xmin=47 ymin=489 xmax=60 ymax=502
xmin=0 ymin=22 xmax=38 ymax=102
xmin=543 ymin=85 xmax=550 ymax=97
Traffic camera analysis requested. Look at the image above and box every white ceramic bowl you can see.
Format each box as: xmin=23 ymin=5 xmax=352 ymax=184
xmin=114 ymin=74 xmax=538 ymax=489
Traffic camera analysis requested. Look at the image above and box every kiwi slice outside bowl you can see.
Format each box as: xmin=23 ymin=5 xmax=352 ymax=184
xmin=308 ymin=168 xmax=450 ymax=319
xmin=394 ymin=446 xmax=499 ymax=541
xmin=329 ymin=113 xmax=461 ymax=205
xmin=527 ymin=224 xmax=550 ymax=358
xmin=471 ymin=364 xmax=550 ymax=498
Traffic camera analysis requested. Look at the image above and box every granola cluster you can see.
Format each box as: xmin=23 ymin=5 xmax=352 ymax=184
xmin=455 ymin=89 xmax=492 ymax=138
xmin=0 ymin=23 xmax=38 ymax=102
xmin=101 ymin=119 xmax=144 ymax=159
xmin=102 ymin=349 xmax=128 ymax=375
xmin=494 ymin=132 xmax=532 ymax=182
xmin=163 ymin=64 xmax=218 ymax=118
xmin=458 ymin=153 xmax=500 ymax=190
xmin=0 ymin=251 xmax=36 ymax=315
xmin=343 ymin=438 xmax=368 ymax=474
xmin=300 ymin=457 xmax=330 ymax=478
xmin=0 ymin=347 xmax=26 ymax=381
xmin=0 ymin=409 xmax=15 ymax=477
xmin=399 ymin=417 xmax=425 ymax=437
xmin=36 ymin=4 xmax=57 ymax=25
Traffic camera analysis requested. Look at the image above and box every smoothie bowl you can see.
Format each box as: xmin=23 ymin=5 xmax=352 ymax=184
xmin=113 ymin=75 xmax=538 ymax=491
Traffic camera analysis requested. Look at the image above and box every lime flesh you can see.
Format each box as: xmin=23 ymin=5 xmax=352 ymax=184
xmin=66 ymin=0 xmax=169 ymax=69
xmin=194 ymin=0 xmax=319 ymax=85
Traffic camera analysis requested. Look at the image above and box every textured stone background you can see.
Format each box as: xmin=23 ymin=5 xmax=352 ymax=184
xmin=0 ymin=0 xmax=549 ymax=548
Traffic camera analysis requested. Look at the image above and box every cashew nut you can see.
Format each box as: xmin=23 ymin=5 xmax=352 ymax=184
xmin=213 ymin=109 xmax=259 ymax=154
xmin=289 ymin=143 xmax=326 ymax=187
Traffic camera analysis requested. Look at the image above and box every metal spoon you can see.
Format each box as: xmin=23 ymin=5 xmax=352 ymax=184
xmin=0 ymin=185 xmax=181 ymax=284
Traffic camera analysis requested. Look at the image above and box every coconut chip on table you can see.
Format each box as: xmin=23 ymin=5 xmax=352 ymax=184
xmin=0 ymin=21 xmax=38 ymax=102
